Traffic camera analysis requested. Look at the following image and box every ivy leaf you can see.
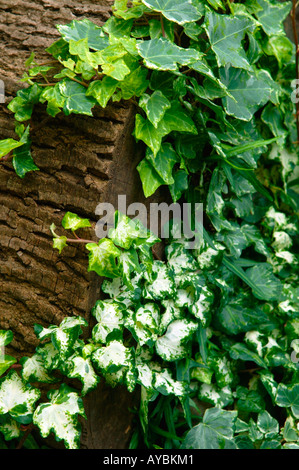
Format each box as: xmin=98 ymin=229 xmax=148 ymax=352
xmin=245 ymin=263 xmax=283 ymax=301
xmin=34 ymin=316 xmax=88 ymax=360
xmin=0 ymin=330 xmax=16 ymax=376
xmin=275 ymin=384 xmax=299 ymax=418
xmin=0 ymin=139 xmax=23 ymax=158
xmin=20 ymin=354 xmax=57 ymax=383
xmin=145 ymin=142 xmax=178 ymax=185
xmin=92 ymin=340 xmax=134 ymax=373
xmin=86 ymin=239 xmax=121 ymax=278
xmin=229 ymin=343 xmax=267 ymax=368
xmin=91 ymin=300 xmax=125 ymax=344
xmin=0 ymin=415 xmax=20 ymax=441
xmin=216 ymin=299 xmax=274 ymax=335
xmin=118 ymin=66 xmax=149 ymax=99
xmin=155 ymin=319 xmax=198 ymax=361
xmin=118 ymin=249 xmax=142 ymax=288
xmin=139 ymin=91 xmax=171 ymax=128
xmin=137 ymin=37 xmax=202 ymax=71
xmin=181 ymin=407 xmax=237 ymax=449
xmin=58 ymin=79 xmax=96 ymax=116
xmin=33 ymin=384 xmax=86 ymax=449
xmin=220 ymin=66 xmax=274 ymax=121
xmin=134 ymin=114 xmax=166 ymax=156
xmin=108 ymin=211 xmax=148 ymax=250
xmin=248 ymin=0 xmax=292 ymax=36
xmin=57 ymin=18 xmax=109 ymax=51
xmin=143 ymin=261 xmax=175 ymax=300
xmin=141 ymin=0 xmax=203 ymax=25
xmin=63 ymin=354 xmax=99 ymax=396
xmin=257 ymin=410 xmax=279 ymax=437
xmin=12 ymin=126 xmax=39 ymax=178
xmin=126 ymin=303 xmax=160 ymax=347
xmin=0 ymin=370 xmax=41 ymax=424
xmin=61 ymin=211 xmax=91 ymax=232
xmin=7 ymin=84 xmax=42 ymax=121
xmin=86 ymin=77 xmax=119 ymax=107
xmin=204 ymin=11 xmax=255 ymax=70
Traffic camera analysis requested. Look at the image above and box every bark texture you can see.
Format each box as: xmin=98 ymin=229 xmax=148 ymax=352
xmin=0 ymin=0 xmax=162 ymax=449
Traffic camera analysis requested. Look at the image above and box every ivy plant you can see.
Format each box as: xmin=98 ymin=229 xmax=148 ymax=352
xmin=0 ymin=0 xmax=298 ymax=450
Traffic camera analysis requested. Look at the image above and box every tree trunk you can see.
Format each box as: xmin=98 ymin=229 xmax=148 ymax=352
xmin=0 ymin=0 xmax=165 ymax=449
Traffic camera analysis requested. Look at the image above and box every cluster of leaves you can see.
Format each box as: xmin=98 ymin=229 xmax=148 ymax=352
xmin=0 ymin=0 xmax=298 ymax=450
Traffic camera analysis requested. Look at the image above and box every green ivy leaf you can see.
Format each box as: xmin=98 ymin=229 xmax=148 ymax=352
xmin=276 ymin=384 xmax=299 ymax=418
xmin=145 ymin=142 xmax=178 ymax=185
xmin=245 ymin=263 xmax=283 ymax=301
xmin=57 ymin=18 xmax=110 ymax=51
xmin=58 ymin=79 xmax=96 ymax=116
xmin=220 ymin=66 xmax=274 ymax=121
xmin=181 ymin=407 xmax=237 ymax=449
xmin=12 ymin=126 xmax=39 ymax=178
xmin=61 ymin=211 xmax=91 ymax=231
xmin=204 ymin=11 xmax=255 ymax=70
xmin=86 ymin=239 xmax=121 ymax=278
xmin=0 ymin=139 xmax=23 ymax=158
xmin=33 ymin=384 xmax=86 ymax=449
xmin=139 ymin=91 xmax=171 ymax=128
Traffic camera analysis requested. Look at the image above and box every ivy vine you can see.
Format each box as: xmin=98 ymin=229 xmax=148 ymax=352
xmin=0 ymin=0 xmax=298 ymax=450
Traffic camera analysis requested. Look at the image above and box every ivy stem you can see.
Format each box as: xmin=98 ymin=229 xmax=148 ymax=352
xmin=291 ymin=0 xmax=299 ymax=143
xmin=160 ymin=13 xmax=166 ymax=38
xmin=16 ymin=423 xmax=34 ymax=450
xmin=0 ymin=151 xmax=13 ymax=163
xmin=66 ymin=238 xmax=95 ymax=244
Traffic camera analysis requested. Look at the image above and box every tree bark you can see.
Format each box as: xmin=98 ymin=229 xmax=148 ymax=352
xmin=0 ymin=0 xmax=165 ymax=449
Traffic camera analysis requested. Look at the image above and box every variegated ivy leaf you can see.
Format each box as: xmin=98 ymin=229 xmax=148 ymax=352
xmin=143 ymin=261 xmax=175 ymax=300
xmin=20 ymin=354 xmax=57 ymax=383
xmin=35 ymin=342 xmax=60 ymax=371
xmin=195 ymin=242 xmax=225 ymax=270
xmin=153 ymin=368 xmax=187 ymax=397
xmin=141 ymin=0 xmax=203 ymax=25
xmin=198 ymin=384 xmax=233 ymax=408
xmin=125 ymin=303 xmax=160 ymax=347
xmin=166 ymin=243 xmax=198 ymax=275
xmin=34 ymin=316 xmax=88 ymax=360
xmin=33 ymin=384 xmax=86 ymax=449
xmin=155 ymin=318 xmax=198 ymax=361
xmin=137 ymin=37 xmax=202 ymax=71
xmin=136 ymin=361 xmax=187 ymax=397
xmin=0 ymin=415 xmax=20 ymax=441
xmin=118 ymin=249 xmax=142 ymax=288
xmin=91 ymin=300 xmax=125 ymax=344
xmin=92 ymin=340 xmax=133 ymax=373
xmin=189 ymin=285 xmax=214 ymax=328
xmin=63 ymin=354 xmax=99 ymax=396
xmin=108 ymin=211 xmax=148 ymax=249
xmin=57 ymin=18 xmax=110 ymax=51
xmin=159 ymin=299 xmax=182 ymax=335
xmin=0 ymin=371 xmax=41 ymax=424
xmin=86 ymin=238 xmax=121 ymax=278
